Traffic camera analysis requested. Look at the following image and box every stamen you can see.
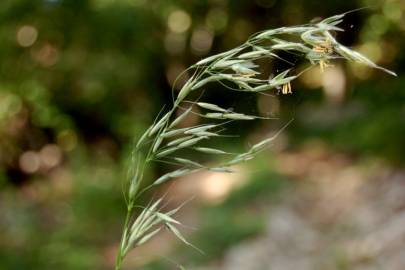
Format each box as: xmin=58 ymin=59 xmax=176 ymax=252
xmin=281 ymin=82 xmax=292 ymax=94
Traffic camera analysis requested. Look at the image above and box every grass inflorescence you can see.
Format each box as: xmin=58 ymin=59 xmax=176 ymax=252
xmin=114 ymin=12 xmax=395 ymax=270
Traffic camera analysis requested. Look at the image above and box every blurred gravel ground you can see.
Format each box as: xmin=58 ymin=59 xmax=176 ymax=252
xmin=219 ymin=147 xmax=405 ymax=270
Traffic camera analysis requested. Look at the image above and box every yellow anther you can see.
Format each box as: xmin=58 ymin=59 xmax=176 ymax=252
xmin=319 ymin=59 xmax=333 ymax=73
xmin=281 ymin=82 xmax=292 ymax=94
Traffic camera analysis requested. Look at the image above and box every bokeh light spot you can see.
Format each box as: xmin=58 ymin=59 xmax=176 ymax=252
xmin=200 ymin=167 xmax=248 ymax=204
xmin=190 ymin=28 xmax=214 ymax=55
xmin=16 ymin=25 xmax=38 ymax=47
xmin=167 ymin=10 xmax=192 ymax=33
xmin=300 ymin=67 xmax=323 ymax=88
xmin=322 ymin=66 xmax=346 ymax=103
xmin=40 ymin=144 xmax=63 ymax=169
xmin=19 ymin=151 xmax=41 ymax=174
xmin=31 ymin=43 xmax=59 ymax=67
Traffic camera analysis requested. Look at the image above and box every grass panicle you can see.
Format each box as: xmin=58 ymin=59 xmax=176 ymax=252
xmin=114 ymin=12 xmax=395 ymax=270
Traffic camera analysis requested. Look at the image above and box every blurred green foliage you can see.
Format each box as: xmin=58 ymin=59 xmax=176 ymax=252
xmin=0 ymin=0 xmax=404 ymax=269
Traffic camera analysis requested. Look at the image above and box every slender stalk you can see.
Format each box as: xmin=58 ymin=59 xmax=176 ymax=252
xmin=115 ymin=204 xmax=133 ymax=270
